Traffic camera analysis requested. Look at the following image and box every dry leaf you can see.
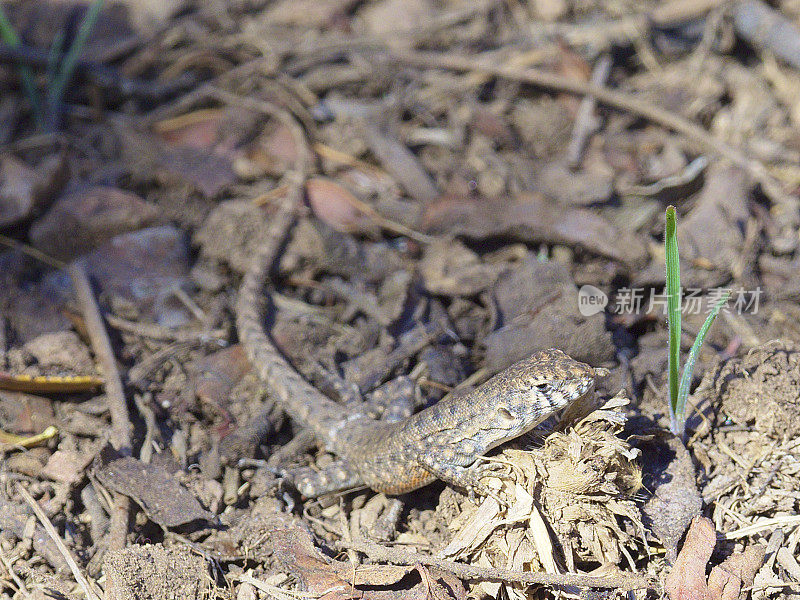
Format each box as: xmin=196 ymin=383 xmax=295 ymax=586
xmin=665 ymin=516 xmax=716 ymax=600
xmin=306 ymin=177 xmax=373 ymax=234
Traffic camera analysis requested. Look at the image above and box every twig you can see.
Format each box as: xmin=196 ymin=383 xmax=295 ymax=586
xmin=107 ymin=494 xmax=131 ymax=552
xmin=734 ymin=0 xmax=800 ymax=71
xmin=0 ymin=546 xmax=27 ymax=595
xmin=528 ymin=0 xmax=727 ymax=50
xmin=68 ymin=262 xmax=133 ymax=552
xmin=16 ymin=483 xmax=102 ymax=600
xmin=0 ymin=234 xmax=66 ymax=269
xmin=327 ymin=186 xmax=435 ymax=244
xmin=104 ymin=313 xmax=226 ymax=343
xmin=343 ymin=538 xmax=652 ymax=591
xmin=388 ymin=49 xmax=791 ymax=204
xmin=127 ymin=341 xmax=197 ymax=387
xmin=133 ymin=393 xmax=157 ymax=464
xmin=566 ymin=54 xmax=612 ymax=167
xmin=724 ymin=515 xmax=800 ymax=540
xmin=143 ymin=58 xmax=273 ymax=125
xmin=68 ymin=263 xmax=133 ymax=452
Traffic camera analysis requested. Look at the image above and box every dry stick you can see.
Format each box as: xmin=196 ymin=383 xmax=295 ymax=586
xmin=16 ymin=483 xmax=103 ymax=600
xmin=389 ymin=50 xmax=792 ymax=205
xmin=0 ymin=546 xmax=28 ymax=596
xmin=344 ymin=538 xmax=651 ymax=591
xmin=566 ymin=54 xmax=612 ymax=167
xmin=69 ymin=264 xmax=132 ymax=451
xmin=104 ymin=313 xmax=226 ymax=343
xmin=68 ymin=263 xmax=134 ymax=551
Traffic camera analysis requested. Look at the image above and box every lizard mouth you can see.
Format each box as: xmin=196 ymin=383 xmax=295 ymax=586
xmin=574 ymin=376 xmax=596 ymax=399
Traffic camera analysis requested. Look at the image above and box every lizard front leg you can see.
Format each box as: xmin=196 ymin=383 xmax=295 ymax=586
xmin=290 ymin=460 xmax=364 ymax=498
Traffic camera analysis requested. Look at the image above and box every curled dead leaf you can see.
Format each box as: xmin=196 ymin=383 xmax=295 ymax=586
xmin=665 ymin=516 xmax=716 ymax=600
xmin=305 ymin=177 xmax=374 ymax=234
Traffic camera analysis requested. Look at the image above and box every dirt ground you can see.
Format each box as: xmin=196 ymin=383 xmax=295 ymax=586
xmin=1 ymin=0 xmax=800 ymax=599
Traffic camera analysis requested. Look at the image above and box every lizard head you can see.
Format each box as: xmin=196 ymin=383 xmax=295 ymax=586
xmin=480 ymin=349 xmax=606 ymax=448
xmin=511 ymin=348 xmax=604 ymax=408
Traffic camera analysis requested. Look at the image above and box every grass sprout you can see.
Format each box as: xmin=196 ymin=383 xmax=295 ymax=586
xmin=0 ymin=0 xmax=104 ymax=131
xmin=665 ymin=205 xmax=730 ymax=438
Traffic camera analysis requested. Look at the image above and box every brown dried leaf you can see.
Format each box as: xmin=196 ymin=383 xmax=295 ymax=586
xmin=422 ymin=192 xmax=647 ymax=265
xmin=665 ymin=516 xmax=716 ymax=600
xmin=95 ymin=456 xmax=216 ymax=528
xmin=191 ymin=344 xmax=251 ymax=407
xmin=241 ymin=120 xmax=299 ymax=177
xmin=158 ymin=145 xmax=236 ymax=198
xmin=117 ymin=121 xmax=236 ymax=199
xmin=82 ymin=225 xmax=192 ymax=327
xmin=267 ymin=513 xmax=464 ymax=599
xmin=639 ymin=434 xmax=703 ymax=559
xmin=358 ymin=0 xmax=434 ymax=37
xmin=0 ymin=392 xmax=54 ymax=434
xmin=707 ymin=545 xmax=765 ymax=600
xmin=419 ymin=238 xmax=508 ymax=296
xmin=41 ymin=450 xmax=93 ymax=484
xmin=154 ymin=109 xmax=227 ymax=149
xmin=0 ymin=152 xmax=67 ymax=227
xmin=265 ymin=0 xmax=358 ymax=27
xmin=679 ymin=164 xmax=749 ymax=274
xmin=306 ymin=177 xmax=375 ymax=234
xmin=267 ymin=513 xmax=360 ymax=599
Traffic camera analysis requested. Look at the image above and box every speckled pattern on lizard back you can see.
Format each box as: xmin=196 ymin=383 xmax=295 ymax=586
xmin=236 ymin=207 xmax=605 ymax=497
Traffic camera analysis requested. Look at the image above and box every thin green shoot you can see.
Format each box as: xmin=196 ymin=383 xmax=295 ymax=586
xmin=47 ymin=30 xmax=67 ymax=91
xmin=665 ymin=206 xmax=682 ymax=433
xmin=0 ymin=4 xmax=43 ymax=128
xmin=0 ymin=0 xmax=103 ymax=131
xmin=45 ymin=0 xmax=104 ymax=130
xmin=673 ymin=291 xmax=730 ymax=435
xmin=664 ymin=205 xmax=730 ymax=438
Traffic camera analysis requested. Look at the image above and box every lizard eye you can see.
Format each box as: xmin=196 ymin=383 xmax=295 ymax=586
xmin=533 ymin=382 xmax=550 ymax=392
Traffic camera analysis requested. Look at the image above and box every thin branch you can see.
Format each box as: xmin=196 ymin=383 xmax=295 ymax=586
xmin=68 ymin=262 xmax=133 ymax=551
xmin=68 ymin=262 xmax=133 ymax=452
xmin=566 ymin=54 xmax=612 ymax=167
xmin=342 ymin=538 xmax=652 ymax=591
xmin=16 ymin=483 xmax=102 ymax=600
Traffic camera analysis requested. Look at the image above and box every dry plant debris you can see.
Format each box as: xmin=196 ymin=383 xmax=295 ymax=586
xmin=438 ymin=395 xmax=644 ymax=599
xmin=0 ymin=0 xmax=799 ymax=598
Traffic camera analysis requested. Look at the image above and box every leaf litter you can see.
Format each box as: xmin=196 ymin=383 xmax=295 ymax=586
xmin=0 ymin=0 xmax=799 ymax=598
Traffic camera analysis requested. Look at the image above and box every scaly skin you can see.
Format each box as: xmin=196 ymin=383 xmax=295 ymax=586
xmin=236 ymin=217 xmax=604 ymax=497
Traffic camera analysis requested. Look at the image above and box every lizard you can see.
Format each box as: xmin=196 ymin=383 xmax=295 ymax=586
xmin=236 ymin=206 xmax=606 ymax=498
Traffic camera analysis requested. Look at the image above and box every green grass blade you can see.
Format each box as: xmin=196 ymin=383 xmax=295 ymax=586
xmin=675 ymin=290 xmax=730 ymax=436
xmin=46 ymin=0 xmax=104 ymax=129
xmin=47 ymin=30 xmax=67 ymax=89
xmin=665 ymin=206 xmax=682 ymax=434
xmin=0 ymin=4 xmax=43 ymax=128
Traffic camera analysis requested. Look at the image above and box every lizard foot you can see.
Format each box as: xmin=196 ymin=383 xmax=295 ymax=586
xmin=470 ymin=460 xmax=519 ymax=506
xmin=288 ymin=461 xmax=363 ymax=498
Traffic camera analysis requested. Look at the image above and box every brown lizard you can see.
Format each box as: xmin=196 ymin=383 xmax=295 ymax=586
xmin=236 ymin=208 xmax=606 ymax=497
